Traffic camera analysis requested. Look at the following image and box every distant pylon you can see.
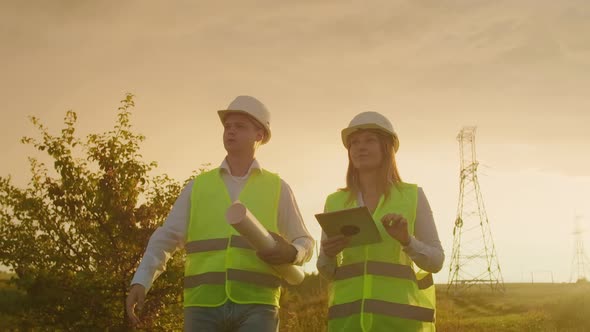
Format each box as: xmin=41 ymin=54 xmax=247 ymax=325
xmin=571 ymin=216 xmax=589 ymax=283
xmin=447 ymin=126 xmax=504 ymax=293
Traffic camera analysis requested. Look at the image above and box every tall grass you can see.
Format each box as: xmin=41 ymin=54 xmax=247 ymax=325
xmin=280 ymin=278 xmax=590 ymax=332
xmin=2 ymin=272 xmax=589 ymax=331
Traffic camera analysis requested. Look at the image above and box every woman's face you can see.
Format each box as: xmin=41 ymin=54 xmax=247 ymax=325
xmin=348 ymin=130 xmax=383 ymax=171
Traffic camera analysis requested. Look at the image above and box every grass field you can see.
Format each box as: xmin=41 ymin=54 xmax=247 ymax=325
xmin=0 ymin=273 xmax=26 ymax=331
xmin=435 ymin=283 xmax=590 ymax=332
xmin=280 ymin=276 xmax=590 ymax=332
xmin=1 ymin=272 xmax=589 ymax=331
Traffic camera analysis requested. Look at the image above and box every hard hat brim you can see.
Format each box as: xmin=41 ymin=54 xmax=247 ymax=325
xmin=341 ymin=124 xmax=399 ymax=152
xmin=217 ymin=109 xmax=271 ymax=144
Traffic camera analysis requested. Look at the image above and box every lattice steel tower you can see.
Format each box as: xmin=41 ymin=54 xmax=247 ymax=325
xmin=448 ymin=126 xmax=504 ymax=293
xmin=571 ymin=216 xmax=589 ymax=283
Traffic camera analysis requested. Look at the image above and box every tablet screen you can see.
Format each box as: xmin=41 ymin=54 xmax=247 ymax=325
xmin=315 ymin=206 xmax=382 ymax=247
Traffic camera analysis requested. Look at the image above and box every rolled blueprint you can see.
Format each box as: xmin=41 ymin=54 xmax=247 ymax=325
xmin=226 ymin=201 xmax=305 ymax=285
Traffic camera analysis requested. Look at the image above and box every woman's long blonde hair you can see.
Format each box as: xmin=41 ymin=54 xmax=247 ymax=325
xmin=342 ymin=129 xmax=402 ymax=203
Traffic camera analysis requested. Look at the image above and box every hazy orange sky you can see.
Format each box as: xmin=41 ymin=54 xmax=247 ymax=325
xmin=2 ymin=1 xmax=590 ymax=283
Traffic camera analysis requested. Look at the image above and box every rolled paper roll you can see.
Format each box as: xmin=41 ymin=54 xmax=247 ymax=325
xmin=226 ymin=201 xmax=305 ymax=285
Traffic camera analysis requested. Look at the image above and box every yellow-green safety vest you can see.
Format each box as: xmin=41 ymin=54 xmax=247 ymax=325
xmin=326 ymin=182 xmax=436 ymax=331
xmin=184 ymin=167 xmax=282 ymax=307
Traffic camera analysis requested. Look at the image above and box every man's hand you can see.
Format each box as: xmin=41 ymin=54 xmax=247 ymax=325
xmin=126 ymin=284 xmax=146 ymax=327
xmin=257 ymin=232 xmax=298 ymax=265
xmin=321 ymin=235 xmax=351 ymax=258
xmin=381 ymin=213 xmax=411 ymax=246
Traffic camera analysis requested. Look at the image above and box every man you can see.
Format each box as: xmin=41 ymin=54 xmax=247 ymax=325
xmin=126 ymin=95 xmax=314 ymax=331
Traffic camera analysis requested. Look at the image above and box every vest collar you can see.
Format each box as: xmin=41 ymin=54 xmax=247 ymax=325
xmin=220 ymin=158 xmax=263 ymax=177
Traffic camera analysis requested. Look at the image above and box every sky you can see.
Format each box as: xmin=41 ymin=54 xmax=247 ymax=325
xmin=1 ymin=0 xmax=590 ymax=283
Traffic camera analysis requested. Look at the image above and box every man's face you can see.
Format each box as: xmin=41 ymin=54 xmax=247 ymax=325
xmin=222 ymin=113 xmax=264 ymax=153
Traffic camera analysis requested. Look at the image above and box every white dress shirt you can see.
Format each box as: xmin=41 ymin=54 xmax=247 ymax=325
xmin=131 ymin=159 xmax=315 ymax=291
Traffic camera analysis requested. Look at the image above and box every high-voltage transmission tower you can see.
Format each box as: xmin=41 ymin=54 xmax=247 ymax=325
xmin=571 ymin=215 xmax=589 ymax=283
xmin=448 ymin=126 xmax=504 ymax=293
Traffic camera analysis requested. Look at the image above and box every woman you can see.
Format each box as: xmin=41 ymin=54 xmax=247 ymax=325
xmin=317 ymin=111 xmax=445 ymax=331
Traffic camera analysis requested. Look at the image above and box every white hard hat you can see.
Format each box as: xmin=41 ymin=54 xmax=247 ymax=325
xmin=341 ymin=111 xmax=399 ymax=151
xmin=218 ymin=95 xmax=271 ymax=144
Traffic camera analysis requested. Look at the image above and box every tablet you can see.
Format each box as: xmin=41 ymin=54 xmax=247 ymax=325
xmin=315 ymin=206 xmax=382 ymax=247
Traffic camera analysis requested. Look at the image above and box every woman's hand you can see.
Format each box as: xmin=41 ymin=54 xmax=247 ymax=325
xmin=321 ymin=235 xmax=351 ymax=257
xmin=381 ymin=213 xmax=411 ymax=246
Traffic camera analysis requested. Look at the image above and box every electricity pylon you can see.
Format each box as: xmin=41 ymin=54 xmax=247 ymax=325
xmin=448 ymin=126 xmax=504 ymax=293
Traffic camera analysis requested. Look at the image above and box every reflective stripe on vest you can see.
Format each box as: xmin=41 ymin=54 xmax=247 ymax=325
xmin=184 ymin=270 xmax=282 ymax=289
xmin=184 ymin=168 xmax=282 ymax=307
xmin=328 ymin=299 xmax=435 ymax=322
xmin=334 ymin=261 xmax=434 ymax=289
xmin=184 ymin=235 xmax=283 ymax=289
xmin=185 ymin=235 xmax=253 ymax=253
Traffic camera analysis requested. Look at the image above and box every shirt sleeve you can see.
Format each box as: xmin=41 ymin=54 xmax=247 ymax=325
xmin=316 ymin=201 xmax=339 ymax=280
xmin=402 ymin=187 xmax=445 ymax=273
xmin=317 ymin=232 xmax=340 ymax=280
xmin=130 ymin=180 xmax=192 ymax=291
xmin=276 ymin=179 xmax=315 ymax=265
